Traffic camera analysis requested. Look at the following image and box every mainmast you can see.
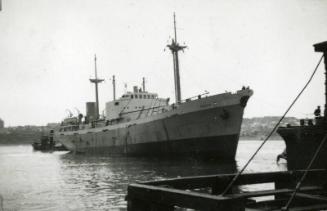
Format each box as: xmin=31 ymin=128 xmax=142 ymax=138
xmin=89 ymin=54 xmax=104 ymax=120
xmin=167 ymin=13 xmax=187 ymax=104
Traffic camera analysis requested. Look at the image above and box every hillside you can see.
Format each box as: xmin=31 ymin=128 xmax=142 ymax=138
xmin=0 ymin=117 xmax=302 ymax=144
xmin=0 ymin=125 xmax=50 ymax=144
xmin=240 ymin=116 xmax=299 ymax=140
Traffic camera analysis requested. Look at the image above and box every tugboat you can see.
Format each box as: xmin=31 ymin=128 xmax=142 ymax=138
xmin=277 ymin=41 xmax=327 ymax=170
xmin=32 ymin=130 xmax=67 ymax=151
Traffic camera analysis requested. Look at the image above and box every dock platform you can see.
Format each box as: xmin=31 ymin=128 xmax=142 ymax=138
xmin=126 ymin=169 xmax=327 ymax=211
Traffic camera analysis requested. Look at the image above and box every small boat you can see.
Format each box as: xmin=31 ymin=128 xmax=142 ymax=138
xmin=32 ymin=130 xmax=67 ymax=151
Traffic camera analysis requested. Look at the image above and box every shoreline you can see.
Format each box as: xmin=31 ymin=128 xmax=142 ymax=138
xmin=0 ymin=137 xmax=284 ymax=146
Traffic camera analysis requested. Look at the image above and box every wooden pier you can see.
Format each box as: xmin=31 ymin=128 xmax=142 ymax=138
xmin=126 ymin=169 xmax=327 ymax=211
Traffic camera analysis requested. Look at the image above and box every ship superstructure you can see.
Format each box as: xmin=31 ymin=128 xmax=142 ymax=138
xmin=55 ymin=15 xmax=253 ymax=159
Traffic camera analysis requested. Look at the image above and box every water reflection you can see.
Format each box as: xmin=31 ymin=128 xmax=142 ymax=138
xmin=58 ymin=153 xmax=237 ymax=209
xmin=0 ymin=141 xmax=286 ymax=211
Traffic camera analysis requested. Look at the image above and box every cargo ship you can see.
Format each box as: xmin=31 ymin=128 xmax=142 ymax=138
xmin=277 ymin=41 xmax=327 ymax=169
xmin=55 ymin=15 xmax=253 ymax=159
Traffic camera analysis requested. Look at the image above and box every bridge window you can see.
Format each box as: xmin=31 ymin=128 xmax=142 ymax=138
xmin=135 ymin=95 xmax=138 ymax=99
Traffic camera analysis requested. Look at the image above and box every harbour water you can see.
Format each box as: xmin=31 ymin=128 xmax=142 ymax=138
xmin=0 ymin=140 xmax=286 ymax=211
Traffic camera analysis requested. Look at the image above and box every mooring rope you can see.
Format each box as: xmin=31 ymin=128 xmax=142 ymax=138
xmin=281 ymin=132 xmax=327 ymax=210
xmin=221 ymin=55 xmax=324 ymax=196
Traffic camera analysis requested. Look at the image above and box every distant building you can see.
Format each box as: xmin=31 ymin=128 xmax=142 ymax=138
xmin=46 ymin=122 xmax=60 ymax=129
xmin=0 ymin=118 xmax=4 ymax=128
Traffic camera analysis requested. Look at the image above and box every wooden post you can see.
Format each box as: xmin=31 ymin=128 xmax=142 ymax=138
xmin=127 ymin=198 xmax=151 ymax=211
xmin=212 ymin=177 xmax=231 ymax=195
xmin=127 ymin=199 xmax=174 ymax=211
xmin=150 ymin=203 xmax=174 ymax=211
xmin=274 ymin=174 xmax=294 ymax=200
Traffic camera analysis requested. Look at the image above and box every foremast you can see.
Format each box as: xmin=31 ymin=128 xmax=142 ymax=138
xmin=89 ymin=55 xmax=104 ymax=120
xmin=167 ymin=13 xmax=187 ymax=104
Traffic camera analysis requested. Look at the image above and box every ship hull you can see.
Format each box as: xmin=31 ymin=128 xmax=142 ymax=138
xmin=64 ymin=135 xmax=238 ymax=159
xmin=277 ymin=126 xmax=327 ymax=170
xmin=55 ymin=90 xmax=251 ymax=159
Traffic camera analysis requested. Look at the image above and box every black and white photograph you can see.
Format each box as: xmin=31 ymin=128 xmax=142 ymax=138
xmin=1 ymin=0 xmax=327 ymax=210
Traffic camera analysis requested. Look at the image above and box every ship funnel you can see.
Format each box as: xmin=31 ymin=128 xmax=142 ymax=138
xmin=142 ymin=77 xmax=146 ymax=92
xmin=86 ymin=102 xmax=97 ymax=122
xmin=314 ymin=41 xmax=327 ymax=118
xmin=133 ymin=86 xmax=138 ymax=93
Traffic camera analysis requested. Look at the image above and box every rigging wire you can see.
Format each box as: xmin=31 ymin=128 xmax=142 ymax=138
xmin=221 ymin=54 xmax=324 ymax=196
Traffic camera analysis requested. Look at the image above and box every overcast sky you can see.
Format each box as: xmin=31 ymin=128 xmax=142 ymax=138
xmin=0 ymin=0 xmax=327 ymax=126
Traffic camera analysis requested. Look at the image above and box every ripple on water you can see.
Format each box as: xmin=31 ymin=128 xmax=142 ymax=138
xmin=0 ymin=141 xmax=286 ymax=210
